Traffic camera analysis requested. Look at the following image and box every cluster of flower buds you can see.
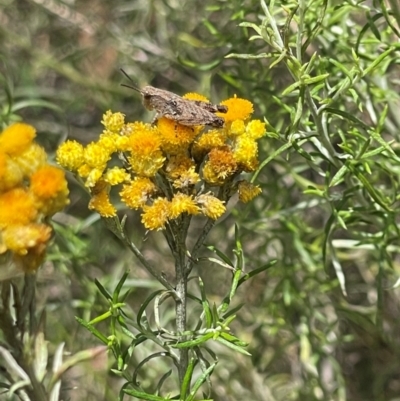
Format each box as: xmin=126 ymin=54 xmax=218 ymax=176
xmin=56 ymin=94 xmax=265 ymax=230
xmin=0 ymin=123 xmax=69 ymax=271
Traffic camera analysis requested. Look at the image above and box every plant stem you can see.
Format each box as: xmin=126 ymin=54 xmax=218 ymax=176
xmin=174 ymin=217 xmax=189 ymax=389
xmin=175 ymin=259 xmax=188 ymax=387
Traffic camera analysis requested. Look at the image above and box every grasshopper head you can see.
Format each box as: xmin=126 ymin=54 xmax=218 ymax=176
xmin=141 ymin=86 xmax=159 ymax=111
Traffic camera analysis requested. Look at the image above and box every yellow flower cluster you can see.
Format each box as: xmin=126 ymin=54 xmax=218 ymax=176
xmin=56 ymin=96 xmax=265 ymax=230
xmin=0 ymin=123 xmax=69 ymax=271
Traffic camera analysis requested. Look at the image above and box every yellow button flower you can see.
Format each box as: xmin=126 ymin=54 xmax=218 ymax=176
xmin=120 ymin=177 xmax=157 ymax=209
xmin=170 ymin=193 xmax=200 ymax=219
xmin=219 ymin=96 xmax=254 ymax=122
xmin=233 ymin=136 xmax=258 ymax=171
xmin=88 ymin=189 xmax=117 ymax=218
xmin=196 ymin=193 xmax=226 ymax=220
xmin=0 ymin=152 xmax=23 ymax=191
xmin=84 ymin=142 xmax=111 ymax=169
xmin=141 ymin=198 xmax=171 ymax=230
xmin=238 ymin=181 xmax=262 ymax=203
xmin=103 ymin=167 xmax=130 ymax=186
xmin=246 ymin=120 xmax=266 ymax=139
xmin=101 ymin=110 xmax=125 ymax=132
xmin=15 ymin=143 xmax=48 ymax=177
xmin=2 ymin=223 xmax=52 ymax=256
xmin=56 ymin=140 xmax=84 ymax=171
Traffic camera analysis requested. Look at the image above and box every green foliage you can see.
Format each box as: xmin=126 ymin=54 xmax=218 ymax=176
xmin=1 ymin=0 xmax=400 ymax=400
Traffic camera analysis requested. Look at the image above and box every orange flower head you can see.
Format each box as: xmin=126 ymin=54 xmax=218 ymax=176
xmin=30 ymin=165 xmax=70 ymax=216
xmin=158 ymin=117 xmax=199 ymax=153
xmin=127 ymin=127 xmax=165 ymax=176
xmin=0 ymin=123 xmax=36 ymax=156
xmin=202 ymin=146 xmax=237 ymax=185
xmin=0 ymin=188 xmax=37 ymax=228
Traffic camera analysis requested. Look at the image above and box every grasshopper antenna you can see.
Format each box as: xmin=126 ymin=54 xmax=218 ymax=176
xmin=120 ymin=68 xmax=141 ymax=92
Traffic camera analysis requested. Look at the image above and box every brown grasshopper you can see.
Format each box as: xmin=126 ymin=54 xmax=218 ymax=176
xmin=120 ymin=69 xmax=228 ymax=127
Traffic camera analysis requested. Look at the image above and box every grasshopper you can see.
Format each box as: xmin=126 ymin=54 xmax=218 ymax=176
xmin=120 ymin=69 xmax=228 ymax=127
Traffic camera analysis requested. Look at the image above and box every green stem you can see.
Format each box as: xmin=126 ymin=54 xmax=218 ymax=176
xmin=174 ymin=217 xmax=190 ymax=389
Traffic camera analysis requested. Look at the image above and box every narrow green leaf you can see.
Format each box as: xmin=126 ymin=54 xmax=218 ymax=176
xmin=215 ymin=337 xmax=251 ymax=356
xmin=329 ymin=165 xmax=349 ymax=188
xmin=369 ymin=130 xmax=398 ymax=158
xmin=186 ymin=363 xmax=217 ymax=401
xmin=356 ymin=138 xmax=372 ymax=158
xmin=229 ymin=267 xmax=242 ymax=302
xmin=238 ymin=22 xmax=262 ymax=35
xmin=328 ymin=58 xmax=353 ymax=78
xmin=113 ymin=271 xmax=129 ymax=303
xmin=350 ymin=167 xmax=391 ymax=211
xmin=95 ymin=279 xmax=112 ymax=301
xmin=75 ymin=317 xmax=109 ymax=344
xmin=329 ymin=242 xmax=347 ymax=296
xmin=323 ymin=107 xmax=370 ymax=130
xmin=366 ymin=12 xmax=382 ymax=40
xmin=202 ymin=19 xmax=218 ymax=35
xmin=199 ymin=277 xmax=213 ymax=329
xmin=88 ymin=311 xmax=112 ymax=325
xmin=252 ymin=143 xmax=293 ymax=182
xmin=211 ymin=303 xmax=219 ymax=328
xmin=237 ymin=260 xmax=277 ymax=287
xmin=180 ymin=358 xmax=197 ymax=398
xmin=281 ymin=80 xmax=301 ymax=96
xmin=205 ymin=245 xmax=234 ymax=267
xmin=363 ymin=47 xmax=395 ymax=76
xmin=222 ymin=303 xmax=244 ymax=320
xmin=177 ymin=56 xmax=221 ymax=71
xmin=123 ymin=388 xmax=169 ymax=400
xmin=172 ymin=333 xmax=214 ymax=349
xmin=137 ymin=290 xmax=164 ymax=329
xmin=225 ymin=53 xmax=270 ymax=59
xmin=303 ymin=73 xmax=330 ymax=84
xmin=156 ymin=370 xmax=172 ymax=396
xmin=220 ymin=332 xmax=248 ymax=347
xmin=12 ymin=99 xmax=63 ymax=113
xmin=377 ymin=104 xmax=388 ymax=133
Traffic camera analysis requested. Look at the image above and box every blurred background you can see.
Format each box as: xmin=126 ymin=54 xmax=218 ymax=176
xmin=1 ymin=0 xmax=400 ymax=400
